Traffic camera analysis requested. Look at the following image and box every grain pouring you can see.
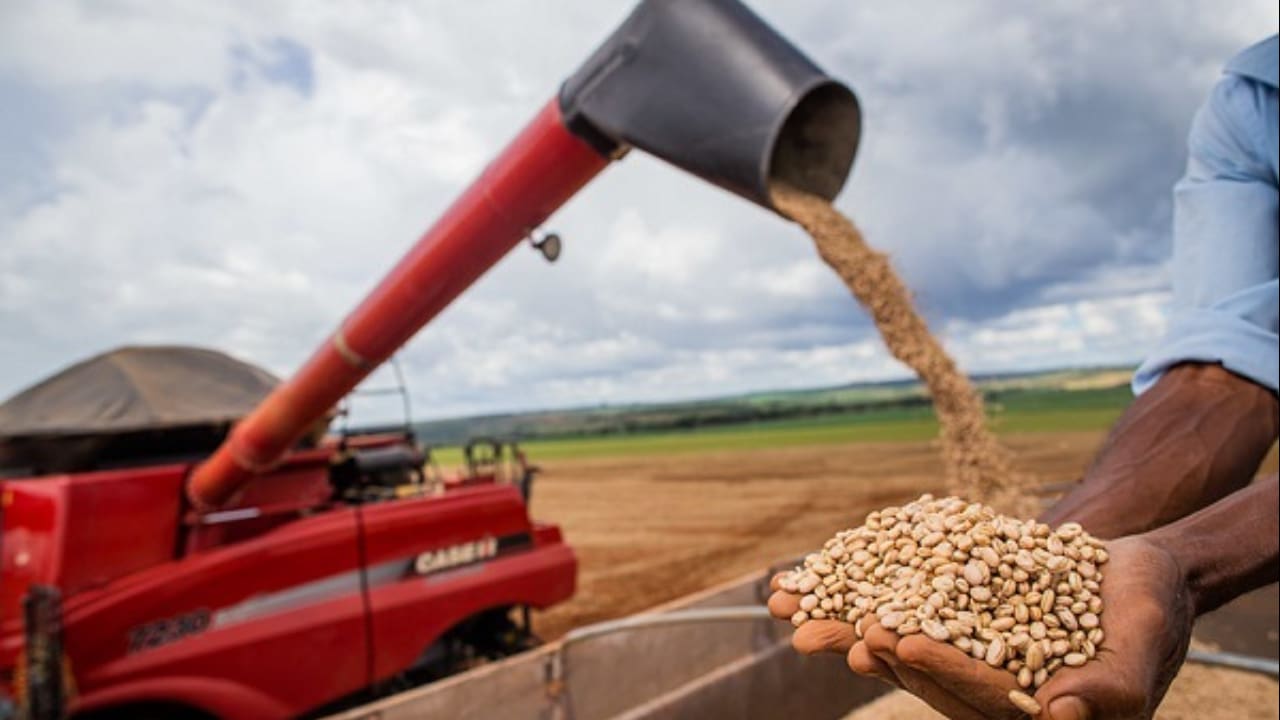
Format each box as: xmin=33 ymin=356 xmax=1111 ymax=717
xmin=768 ymin=183 xmax=1085 ymax=716
xmin=771 ymin=183 xmax=1035 ymax=516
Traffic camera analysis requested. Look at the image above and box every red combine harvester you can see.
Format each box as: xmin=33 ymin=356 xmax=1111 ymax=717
xmin=0 ymin=1 xmax=860 ymax=717
xmin=0 ymin=347 xmax=568 ymax=720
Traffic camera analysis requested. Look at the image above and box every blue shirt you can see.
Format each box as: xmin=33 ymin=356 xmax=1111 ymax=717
xmin=1134 ymin=35 xmax=1279 ymax=394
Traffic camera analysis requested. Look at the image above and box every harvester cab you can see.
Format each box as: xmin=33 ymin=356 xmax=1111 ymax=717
xmin=461 ymin=439 xmax=538 ymax=501
xmin=328 ymin=440 xmax=427 ymax=503
xmin=1 ymin=1 xmax=859 ymax=718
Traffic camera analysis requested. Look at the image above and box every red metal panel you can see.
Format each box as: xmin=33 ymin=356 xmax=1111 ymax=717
xmin=0 ymin=466 xmax=183 ymax=629
xmin=58 ymin=506 xmax=368 ymax=717
xmin=70 ymin=676 xmax=294 ymax=720
xmin=182 ymin=456 xmax=332 ymax=554
xmin=189 ymin=100 xmax=612 ymax=509
xmin=358 ymin=484 xmax=532 ymax=567
xmin=356 ymin=484 xmax=575 ymax=679
xmin=367 ymin=542 xmax=576 ymax=682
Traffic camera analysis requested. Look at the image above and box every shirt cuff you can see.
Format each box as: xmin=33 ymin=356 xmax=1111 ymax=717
xmin=1133 ymin=309 xmax=1279 ymax=395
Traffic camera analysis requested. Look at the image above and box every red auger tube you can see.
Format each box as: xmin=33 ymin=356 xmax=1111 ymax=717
xmin=187 ymin=100 xmax=611 ymax=509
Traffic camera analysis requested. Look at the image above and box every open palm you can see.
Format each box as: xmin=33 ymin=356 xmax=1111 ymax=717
xmin=769 ymin=537 xmax=1194 ymax=719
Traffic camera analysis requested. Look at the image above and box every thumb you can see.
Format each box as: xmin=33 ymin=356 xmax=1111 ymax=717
xmin=1045 ymin=695 xmax=1092 ymax=720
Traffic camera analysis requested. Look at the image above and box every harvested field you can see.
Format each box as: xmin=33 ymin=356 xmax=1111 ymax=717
xmin=530 ymin=430 xmax=1107 ymax=639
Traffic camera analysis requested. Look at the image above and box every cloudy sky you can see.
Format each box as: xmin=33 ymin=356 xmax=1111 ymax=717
xmin=1 ymin=2 xmax=1276 ymax=423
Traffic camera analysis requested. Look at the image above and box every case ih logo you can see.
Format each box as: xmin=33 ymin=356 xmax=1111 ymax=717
xmin=414 ymin=537 xmax=498 ymax=575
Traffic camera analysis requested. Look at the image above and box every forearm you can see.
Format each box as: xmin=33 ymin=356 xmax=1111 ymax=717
xmin=1042 ymin=363 xmax=1278 ymax=538
xmin=1146 ymin=472 xmax=1279 ymax=616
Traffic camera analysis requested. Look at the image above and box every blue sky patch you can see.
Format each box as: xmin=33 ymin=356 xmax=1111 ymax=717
xmin=230 ymin=36 xmax=314 ymax=97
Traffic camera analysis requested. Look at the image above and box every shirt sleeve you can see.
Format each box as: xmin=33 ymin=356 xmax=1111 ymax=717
xmin=1133 ymin=74 xmax=1280 ymax=394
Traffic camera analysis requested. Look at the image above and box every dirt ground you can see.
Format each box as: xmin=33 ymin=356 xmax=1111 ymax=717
xmin=529 ymin=431 xmax=1105 ymax=638
xmin=528 ymin=430 xmax=1278 ymax=717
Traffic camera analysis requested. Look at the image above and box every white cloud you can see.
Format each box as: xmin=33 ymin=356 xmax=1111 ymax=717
xmin=598 ymin=209 xmax=722 ymax=286
xmin=0 ymin=1 xmax=1273 ymax=423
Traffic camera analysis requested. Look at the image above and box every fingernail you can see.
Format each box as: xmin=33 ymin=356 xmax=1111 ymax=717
xmin=1048 ymin=696 xmax=1091 ymax=720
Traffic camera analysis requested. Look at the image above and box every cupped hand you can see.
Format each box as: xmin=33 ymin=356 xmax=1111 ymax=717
xmin=768 ymin=574 xmax=1014 ymax=720
xmin=769 ymin=536 xmax=1195 ymax=719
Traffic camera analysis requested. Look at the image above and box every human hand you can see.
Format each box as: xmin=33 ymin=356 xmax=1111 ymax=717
xmin=775 ymin=537 xmax=1193 ymax=719
xmin=767 ymin=572 xmax=1010 ymax=720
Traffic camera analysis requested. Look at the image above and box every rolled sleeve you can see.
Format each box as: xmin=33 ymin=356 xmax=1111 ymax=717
xmin=1133 ymin=73 xmax=1279 ymax=395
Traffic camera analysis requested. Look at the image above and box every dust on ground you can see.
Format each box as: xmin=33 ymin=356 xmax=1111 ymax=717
xmin=771 ymin=185 xmax=1031 ymax=515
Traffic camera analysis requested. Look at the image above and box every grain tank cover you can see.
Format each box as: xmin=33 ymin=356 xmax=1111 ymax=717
xmin=0 ymin=346 xmax=279 ymax=474
xmin=0 ymin=346 xmax=279 ymax=436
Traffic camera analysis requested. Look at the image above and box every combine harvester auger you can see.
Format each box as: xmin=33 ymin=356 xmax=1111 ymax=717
xmin=185 ymin=0 xmax=862 ymax=511
xmin=2 ymin=1 xmax=864 ymax=718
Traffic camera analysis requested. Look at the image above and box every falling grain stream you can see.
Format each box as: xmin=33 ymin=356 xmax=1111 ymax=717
xmin=771 ymin=183 xmax=1034 ymax=516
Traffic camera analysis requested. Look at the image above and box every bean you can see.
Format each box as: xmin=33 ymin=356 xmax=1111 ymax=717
xmin=922 ymin=619 xmax=952 ymax=642
xmin=970 ymin=639 xmax=986 ymax=659
xmin=990 ymin=616 xmax=1016 ymax=632
xmin=1008 ymin=690 xmax=1042 ymax=715
xmin=1026 ymin=641 xmax=1045 ymax=671
xmin=779 ymin=494 xmax=1107 ymax=689
xmin=985 ymin=636 xmax=1007 ymax=667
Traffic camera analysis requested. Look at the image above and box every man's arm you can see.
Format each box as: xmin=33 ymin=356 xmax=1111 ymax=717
xmin=1047 ymin=55 xmax=1279 ymax=540
xmin=1150 ymin=471 xmax=1279 ymax=615
xmin=1041 ymin=362 xmax=1278 ymax=538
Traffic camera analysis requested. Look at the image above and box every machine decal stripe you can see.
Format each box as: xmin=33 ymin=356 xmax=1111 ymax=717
xmin=209 ymin=532 xmax=532 ymax=630
xmin=332 ymin=331 xmax=371 ymax=370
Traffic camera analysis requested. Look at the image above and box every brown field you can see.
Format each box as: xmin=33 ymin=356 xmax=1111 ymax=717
xmin=530 ymin=430 xmax=1106 ymax=639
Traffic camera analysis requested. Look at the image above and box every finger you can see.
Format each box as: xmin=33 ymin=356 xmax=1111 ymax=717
xmin=1036 ymin=672 xmax=1102 ymax=720
xmin=767 ymin=590 xmax=800 ymax=620
xmin=895 ymin=634 xmax=1020 ymax=711
xmin=791 ymin=619 xmax=857 ymax=655
xmin=877 ymin=656 xmax=997 ymax=720
xmin=769 ymin=571 xmax=789 ymax=592
xmin=865 ymin=625 xmax=1009 ymax=720
xmin=1041 ymin=694 xmax=1092 ymax=720
xmin=862 ymin=622 xmax=901 ymax=656
xmin=1035 ymin=662 xmax=1142 ymax=720
xmin=847 ymin=641 xmax=897 ymax=685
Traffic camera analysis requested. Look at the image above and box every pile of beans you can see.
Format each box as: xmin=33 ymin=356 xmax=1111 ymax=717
xmin=778 ymin=494 xmax=1107 ymax=715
